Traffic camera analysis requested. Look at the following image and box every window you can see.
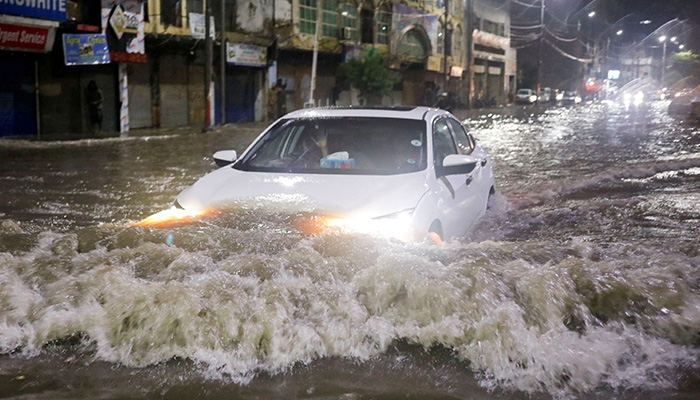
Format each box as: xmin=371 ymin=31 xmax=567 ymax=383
xmin=445 ymin=118 xmax=474 ymax=154
xmin=360 ymin=7 xmax=373 ymax=44
xmin=299 ymin=0 xmax=317 ymax=34
xmin=376 ymin=5 xmax=390 ymax=45
xmin=237 ymin=118 xmax=427 ymax=175
xmin=453 ymin=26 xmax=463 ymax=60
xmin=323 ymin=0 xmax=338 ymax=38
xmin=161 ymin=0 xmax=182 ymax=27
xmin=433 ymin=119 xmax=457 ymax=167
xmin=340 ymin=2 xmax=357 ymax=40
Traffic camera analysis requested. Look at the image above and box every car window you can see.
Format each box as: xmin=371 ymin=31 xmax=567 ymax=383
xmin=446 ymin=118 xmax=474 ymax=154
xmin=433 ymin=118 xmax=457 ymax=167
xmin=237 ymin=118 xmax=427 ymax=175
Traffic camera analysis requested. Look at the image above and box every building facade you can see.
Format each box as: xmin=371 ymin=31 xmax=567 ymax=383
xmin=1 ymin=0 xmax=517 ymax=139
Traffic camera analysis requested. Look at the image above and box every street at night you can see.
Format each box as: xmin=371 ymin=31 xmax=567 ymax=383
xmin=2 ymin=100 xmax=700 ymax=398
xmin=3 ymin=0 xmax=700 ymax=399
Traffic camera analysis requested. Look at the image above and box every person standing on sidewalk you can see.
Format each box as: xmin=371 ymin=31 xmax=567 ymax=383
xmin=87 ymin=81 xmax=103 ymax=133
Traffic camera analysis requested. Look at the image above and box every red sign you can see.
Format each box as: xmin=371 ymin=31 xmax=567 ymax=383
xmin=0 ymin=22 xmax=52 ymax=52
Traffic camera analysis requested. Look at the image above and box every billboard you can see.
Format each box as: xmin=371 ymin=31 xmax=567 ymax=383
xmin=0 ymin=22 xmax=55 ymax=53
xmin=0 ymin=0 xmax=67 ymax=21
xmin=62 ymin=34 xmax=111 ymax=65
xmin=226 ymin=43 xmax=267 ymax=67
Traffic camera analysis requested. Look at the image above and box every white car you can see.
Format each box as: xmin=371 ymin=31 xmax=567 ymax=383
xmin=515 ymin=89 xmax=537 ymax=104
xmin=166 ymin=107 xmax=495 ymax=242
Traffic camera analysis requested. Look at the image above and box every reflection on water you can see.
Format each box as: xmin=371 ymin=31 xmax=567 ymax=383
xmin=1 ymin=102 xmax=699 ymax=398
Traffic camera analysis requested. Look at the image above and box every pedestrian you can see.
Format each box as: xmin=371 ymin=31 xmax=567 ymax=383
xmin=268 ymin=83 xmax=279 ymax=121
xmin=87 ymin=81 xmax=103 ymax=133
xmin=275 ymin=79 xmax=287 ymax=118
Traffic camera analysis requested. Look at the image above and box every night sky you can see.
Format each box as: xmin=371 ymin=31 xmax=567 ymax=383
xmin=512 ymin=0 xmax=700 ymax=89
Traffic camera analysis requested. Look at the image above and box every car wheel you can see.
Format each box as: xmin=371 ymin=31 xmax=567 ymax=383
xmin=428 ymin=220 xmax=443 ymax=245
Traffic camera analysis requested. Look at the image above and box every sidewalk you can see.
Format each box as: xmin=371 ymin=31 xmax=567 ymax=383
xmin=3 ymin=106 xmax=521 ymax=142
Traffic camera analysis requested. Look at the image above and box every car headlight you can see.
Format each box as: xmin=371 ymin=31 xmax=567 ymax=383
xmin=310 ymin=208 xmax=415 ymax=240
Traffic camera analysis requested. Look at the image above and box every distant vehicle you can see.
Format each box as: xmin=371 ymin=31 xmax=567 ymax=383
xmin=538 ymin=87 xmax=552 ymax=102
xmin=146 ymin=107 xmax=496 ymax=242
xmin=560 ymin=91 xmax=580 ymax=106
xmin=516 ymin=89 xmax=537 ymax=104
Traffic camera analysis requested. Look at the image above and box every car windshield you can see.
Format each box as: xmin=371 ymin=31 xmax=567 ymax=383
xmin=517 ymin=89 xmax=530 ymax=95
xmin=235 ymin=117 xmax=427 ymax=175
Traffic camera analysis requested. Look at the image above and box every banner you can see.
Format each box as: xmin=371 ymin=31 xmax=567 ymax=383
xmin=226 ymin=43 xmax=267 ymax=67
xmin=0 ymin=0 xmax=67 ymax=21
xmin=101 ymin=3 xmax=145 ymax=62
xmin=0 ymin=22 xmax=55 ymax=53
xmin=189 ymin=12 xmax=215 ymax=39
xmin=62 ymin=34 xmax=110 ymax=65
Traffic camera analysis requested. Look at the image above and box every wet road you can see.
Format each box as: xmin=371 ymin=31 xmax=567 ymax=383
xmin=1 ymin=101 xmax=699 ymax=399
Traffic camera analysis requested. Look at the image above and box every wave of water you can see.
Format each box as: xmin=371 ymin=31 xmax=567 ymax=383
xmin=2 ymin=202 xmax=698 ymax=397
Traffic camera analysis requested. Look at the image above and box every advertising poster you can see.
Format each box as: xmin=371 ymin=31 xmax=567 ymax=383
xmin=62 ymin=34 xmax=110 ymax=65
xmin=226 ymin=43 xmax=267 ymax=67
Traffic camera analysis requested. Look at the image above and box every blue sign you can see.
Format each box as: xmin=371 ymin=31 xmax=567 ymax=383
xmin=62 ymin=34 xmax=111 ymax=66
xmin=0 ymin=0 xmax=68 ymax=21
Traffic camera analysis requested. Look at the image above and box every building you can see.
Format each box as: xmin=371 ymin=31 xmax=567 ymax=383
xmin=468 ymin=0 xmax=516 ymax=106
xmin=1 ymin=0 xmax=518 ymax=139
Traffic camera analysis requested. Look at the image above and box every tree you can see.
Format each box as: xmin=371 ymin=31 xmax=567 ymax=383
xmin=671 ymin=51 xmax=700 ymax=78
xmin=340 ymin=47 xmax=396 ymax=105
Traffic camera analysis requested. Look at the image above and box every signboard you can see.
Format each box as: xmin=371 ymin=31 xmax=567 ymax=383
xmin=226 ymin=42 xmax=267 ymax=67
xmin=0 ymin=22 xmax=55 ymax=53
xmin=189 ymin=12 xmax=215 ymax=39
xmin=102 ymin=4 xmax=145 ymax=62
xmin=62 ymin=34 xmax=110 ymax=65
xmin=0 ymin=0 xmax=67 ymax=21
xmin=608 ymin=70 xmax=621 ymax=80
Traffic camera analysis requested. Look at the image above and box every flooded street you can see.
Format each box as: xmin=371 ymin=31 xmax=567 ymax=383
xmin=1 ymin=101 xmax=699 ymax=399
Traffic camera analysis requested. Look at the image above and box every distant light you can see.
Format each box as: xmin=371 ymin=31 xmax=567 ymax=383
xmin=640 ymin=20 xmax=652 ymax=25
xmin=659 ymin=35 xmax=667 ymax=42
xmin=616 ymin=30 xmax=623 ymax=36
xmin=341 ymin=11 xmax=349 ymax=16
xmin=588 ymin=11 xmax=596 ymax=18
xmin=679 ymin=44 xmax=685 ymax=49
xmin=671 ymin=36 xmax=677 ymax=42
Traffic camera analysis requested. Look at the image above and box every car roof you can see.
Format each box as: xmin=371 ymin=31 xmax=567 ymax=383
xmin=283 ymin=106 xmax=445 ymax=121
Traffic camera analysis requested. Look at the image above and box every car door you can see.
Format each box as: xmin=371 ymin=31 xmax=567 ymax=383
xmin=445 ymin=118 xmax=490 ymax=213
xmin=432 ymin=117 xmax=480 ymax=238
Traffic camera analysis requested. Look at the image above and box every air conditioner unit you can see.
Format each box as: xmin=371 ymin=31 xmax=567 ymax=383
xmin=340 ymin=27 xmax=354 ymax=40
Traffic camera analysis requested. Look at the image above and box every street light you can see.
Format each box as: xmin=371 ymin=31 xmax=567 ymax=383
xmin=679 ymin=44 xmax=685 ymax=50
xmin=616 ymin=30 xmax=623 ymax=36
xmin=640 ymin=20 xmax=652 ymax=25
xmin=588 ymin=11 xmax=596 ymax=18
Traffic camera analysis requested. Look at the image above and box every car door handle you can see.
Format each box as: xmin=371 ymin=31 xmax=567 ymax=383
xmin=465 ymin=175 xmax=473 ymax=186
xmin=480 ymin=158 xmax=488 ymax=167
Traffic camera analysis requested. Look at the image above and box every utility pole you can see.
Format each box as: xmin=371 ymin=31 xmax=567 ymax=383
xmin=204 ymin=0 xmax=213 ymax=131
xmin=444 ymin=0 xmax=449 ymax=88
xmin=536 ymin=0 xmax=544 ymax=102
xmin=309 ymin=1 xmax=321 ymax=107
xmin=220 ymin=0 xmax=226 ymax=125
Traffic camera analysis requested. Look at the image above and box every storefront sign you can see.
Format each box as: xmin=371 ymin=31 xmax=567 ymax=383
xmin=189 ymin=12 xmax=215 ymax=39
xmin=101 ymin=4 xmax=145 ymax=62
xmin=0 ymin=22 xmax=54 ymax=52
xmin=226 ymin=42 xmax=267 ymax=67
xmin=62 ymin=34 xmax=110 ymax=65
xmin=0 ymin=0 xmax=67 ymax=21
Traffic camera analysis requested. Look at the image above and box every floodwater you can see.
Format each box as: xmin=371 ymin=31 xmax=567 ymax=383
xmin=1 ymin=101 xmax=699 ymax=399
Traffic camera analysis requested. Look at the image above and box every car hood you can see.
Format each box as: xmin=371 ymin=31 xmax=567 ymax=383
xmin=176 ymin=167 xmax=430 ymax=218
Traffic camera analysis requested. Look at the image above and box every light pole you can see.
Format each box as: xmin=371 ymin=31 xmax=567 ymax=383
xmin=659 ymin=35 xmax=667 ymax=87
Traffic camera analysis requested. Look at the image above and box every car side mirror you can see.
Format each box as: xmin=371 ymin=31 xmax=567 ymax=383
xmin=439 ymin=154 xmax=478 ymax=176
xmin=213 ymin=150 xmax=237 ymax=167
